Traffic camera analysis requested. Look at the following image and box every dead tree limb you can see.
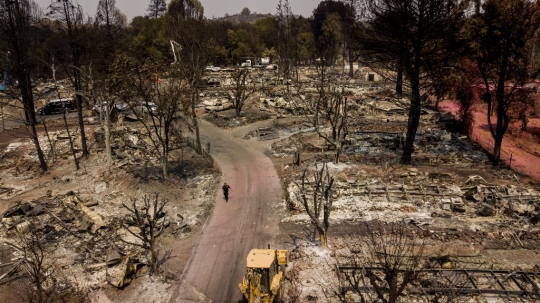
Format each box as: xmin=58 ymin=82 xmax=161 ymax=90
xmin=335 ymin=222 xmax=442 ymax=303
xmin=120 ymin=193 xmax=168 ymax=274
xmin=294 ymin=162 xmax=335 ymax=247
xmin=5 ymin=222 xmax=54 ymax=303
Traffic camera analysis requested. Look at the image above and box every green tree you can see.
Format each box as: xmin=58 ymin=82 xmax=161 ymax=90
xmin=206 ymin=19 xmax=234 ymax=65
xmin=121 ymin=16 xmax=170 ymax=61
xmin=254 ymin=16 xmax=278 ymax=55
xmin=291 ymin=16 xmax=315 ymax=65
xmin=262 ymin=47 xmax=277 ymax=60
xmin=241 ymin=7 xmax=251 ymax=16
xmin=319 ymin=12 xmax=342 ymax=65
xmin=228 ymin=28 xmax=253 ymax=60
xmin=296 ymin=31 xmax=315 ymax=64
xmin=312 ymin=1 xmax=355 ymax=67
xmin=167 ymin=0 xmax=203 ymax=20
xmin=466 ymin=0 xmax=540 ymax=164
xmin=147 ymin=0 xmax=167 ymax=19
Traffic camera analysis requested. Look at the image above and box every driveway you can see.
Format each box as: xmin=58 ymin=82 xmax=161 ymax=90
xmin=170 ymin=119 xmax=283 ymax=302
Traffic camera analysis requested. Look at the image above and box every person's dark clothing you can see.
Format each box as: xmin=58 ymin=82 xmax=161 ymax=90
xmin=222 ymin=184 xmax=231 ymax=200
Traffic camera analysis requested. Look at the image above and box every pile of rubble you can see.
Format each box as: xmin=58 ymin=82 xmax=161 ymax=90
xmin=0 ymin=120 xmax=219 ymax=294
xmin=283 ymin=236 xmax=540 ymax=303
xmin=284 ymin=166 xmax=540 ymax=230
xmin=197 ymin=69 xmax=397 ymax=124
xmin=0 ymin=125 xmax=190 ymax=185
xmin=93 ymin=126 xmax=179 ymax=169
xmin=0 ymin=170 xmax=218 ymax=289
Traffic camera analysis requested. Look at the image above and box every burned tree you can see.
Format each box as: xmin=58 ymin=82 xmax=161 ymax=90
xmin=0 ymin=0 xmax=47 ymax=172
xmin=111 ymin=56 xmax=188 ymax=179
xmin=449 ymin=59 xmax=481 ymax=136
xmin=61 ymin=100 xmax=79 ymax=170
xmin=47 ymin=0 xmax=91 ymax=158
xmin=7 ymin=222 xmax=51 ymax=303
xmin=94 ymin=0 xmax=125 ymax=69
xmin=314 ymin=85 xmax=349 ymax=164
xmin=294 ymin=162 xmax=335 ymax=247
xmin=308 ymin=38 xmax=349 ymax=164
xmin=335 ymin=222 xmax=471 ymax=303
xmin=358 ymin=0 xmax=467 ymax=164
xmin=6 ymin=221 xmax=88 ymax=303
xmin=467 ymin=0 xmax=540 ymax=164
xmin=224 ymin=68 xmax=257 ymax=117
xmin=93 ymin=88 xmax=117 ymax=167
xmin=276 ymin=0 xmax=294 ymax=82
xmin=165 ymin=0 xmax=208 ymax=154
xmin=120 ymin=193 xmax=168 ymax=274
xmin=336 ymin=222 xmax=425 ymax=303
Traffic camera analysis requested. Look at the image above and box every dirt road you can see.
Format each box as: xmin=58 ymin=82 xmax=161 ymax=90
xmin=170 ymin=120 xmax=283 ymax=303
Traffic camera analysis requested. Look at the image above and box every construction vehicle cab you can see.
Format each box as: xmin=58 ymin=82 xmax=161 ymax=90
xmin=239 ymin=249 xmax=288 ymax=303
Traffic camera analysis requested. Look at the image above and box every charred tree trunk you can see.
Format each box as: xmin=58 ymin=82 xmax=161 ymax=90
xmin=348 ymin=48 xmax=354 ymax=78
xmin=41 ymin=116 xmax=55 ymax=163
xmin=162 ymin=132 xmax=169 ymax=179
xmin=318 ymin=230 xmax=327 ymax=247
xmin=192 ymin=90 xmax=202 ymax=154
xmin=395 ymin=62 xmax=403 ymax=94
xmin=63 ymin=110 xmax=79 ymax=170
xmin=21 ymin=76 xmax=47 ymax=172
xmin=334 ymin=147 xmax=341 ymax=165
xmin=121 ymin=194 xmax=168 ymax=275
xmin=29 ymin=123 xmax=47 ymax=171
xmin=104 ymin=104 xmax=112 ymax=166
xmin=295 ymin=163 xmax=334 ymax=247
xmin=401 ymin=78 xmax=421 ymax=165
xmin=483 ymin=65 xmax=510 ymax=165
xmin=74 ymin=81 xmax=88 ymax=158
xmin=294 ymin=151 xmax=300 ymax=166
xmin=492 ymin=98 xmax=508 ymax=165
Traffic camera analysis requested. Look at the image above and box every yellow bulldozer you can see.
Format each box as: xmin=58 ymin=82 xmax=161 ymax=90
xmin=239 ymin=248 xmax=288 ymax=303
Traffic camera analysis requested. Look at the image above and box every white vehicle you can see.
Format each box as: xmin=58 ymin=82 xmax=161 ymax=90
xmin=259 ymin=57 xmax=270 ymax=65
xmin=241 ymin=60 xmax=252 ymax=68
xmin=134 ymin=102 xmax=158 ymax=116
xmin=205 ymin=65 xmax=221 ymax=72
xmin=92 ymin=102 xmax=127 ymax=116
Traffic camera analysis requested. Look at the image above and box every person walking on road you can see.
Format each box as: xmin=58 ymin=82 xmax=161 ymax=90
xmin=222 ymin=182 xmax=231 ymax=201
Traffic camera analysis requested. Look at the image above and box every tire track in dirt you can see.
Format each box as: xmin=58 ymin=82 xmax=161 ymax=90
xmin=170 ymin=120 xmax=282 ymax=303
